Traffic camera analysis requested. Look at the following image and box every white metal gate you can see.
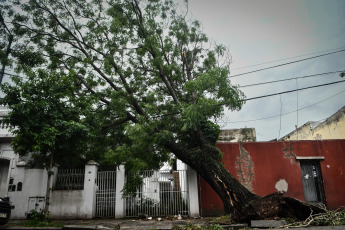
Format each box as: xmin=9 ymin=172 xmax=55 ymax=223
xmin=96 ymin=171 xmax=116 ymax=217
xmin=125 ymin=170 xmax=189 ymax=217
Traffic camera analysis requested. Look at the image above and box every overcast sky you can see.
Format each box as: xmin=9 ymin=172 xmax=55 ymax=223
xmin=187 ymin=0 xmax=345 ymax=141
xmin=2 ymin=0 xmax=344 ymax=142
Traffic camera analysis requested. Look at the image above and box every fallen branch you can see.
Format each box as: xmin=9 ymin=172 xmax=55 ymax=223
xmin=279 ymin=206 xmax=345 ymax=228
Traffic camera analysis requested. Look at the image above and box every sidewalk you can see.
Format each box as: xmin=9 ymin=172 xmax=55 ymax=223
xmin=2 ymin=218 xmax=210 ymax=230
xmin=3 ymin=218 xmax=345 ymax=230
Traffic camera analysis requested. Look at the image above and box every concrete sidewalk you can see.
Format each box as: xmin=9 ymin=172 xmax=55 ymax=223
xmin=2 ymin=218 xmax=210 ymax=230
xmin=3 ymin=218 xmax=345 ymax=230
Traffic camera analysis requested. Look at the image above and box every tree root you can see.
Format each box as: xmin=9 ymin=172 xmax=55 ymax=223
xmin=237 ymin=193 xmax=325 ymax=223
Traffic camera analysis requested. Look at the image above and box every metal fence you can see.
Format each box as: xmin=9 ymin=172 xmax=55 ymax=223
xmin=54 ymin=168 xmax=85 ymax=190
xmin=96 ymin=171 xmax=117 ymax=218
xmin=125 ymin=170 xmax=189 ymax=217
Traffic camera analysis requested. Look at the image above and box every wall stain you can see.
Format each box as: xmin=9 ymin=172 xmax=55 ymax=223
xmin=281 ymin=141 xmax=296 ymax=164
xmin=236 ymin=143 xmax=254 ymax=191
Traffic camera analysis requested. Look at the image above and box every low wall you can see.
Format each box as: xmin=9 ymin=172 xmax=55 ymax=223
xmin=9 ymin=168 xmax=48 ymax=219
xmin=8 ymin=162 xmax=98 ymax=219
xmin=50 ymin=190 xmax=85 ymax=219
xmin=200 ymin=140 xmax=345 ymax=216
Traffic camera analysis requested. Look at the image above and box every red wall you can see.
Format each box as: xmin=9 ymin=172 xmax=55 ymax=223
xmin=200 ymin=140 xmax=345 ymax=216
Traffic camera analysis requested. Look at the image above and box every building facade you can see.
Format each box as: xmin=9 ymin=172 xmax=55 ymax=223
xmin=280 ymin=106 xmax=345 ymax=141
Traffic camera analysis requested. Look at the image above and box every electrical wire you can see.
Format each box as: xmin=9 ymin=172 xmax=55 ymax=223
xmin=238 ymin=70 xmax=344 ymax=88
xmin=244 ymin=79 xmax=345 ymax=101
xmin=231 ymin=46 xmax=345 ymax=71
xmin=230 ymin=49 xmax=345 ymax=78
xmin=220 ymin=88 xmax=345 ymax=124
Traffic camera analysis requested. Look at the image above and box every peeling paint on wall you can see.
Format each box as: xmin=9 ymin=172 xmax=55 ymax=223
xmin=275 ymin=179 xmax=288 ymax=193
xmin=236 ymin=143 xmax=254 ymax=191
xmin=281 ymin=141 xmax=296 ymax=164
xmin=218 ymin=128 xmax=256 ymax=142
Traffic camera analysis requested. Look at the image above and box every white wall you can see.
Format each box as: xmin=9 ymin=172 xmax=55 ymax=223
xmin=49 ymin=162 xmax=98 ymax=219
xmin=5 ymin=159 xmax=200 ymax=219
xmin=9 ymin=167 xmax=48 ymax=218
xmin=50 ymin=190 xmax=84 ymax=219
xmin=8 ymin=162 xmax=98 ymax=219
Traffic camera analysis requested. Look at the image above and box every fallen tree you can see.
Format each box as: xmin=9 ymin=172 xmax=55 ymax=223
xmin=1 ymin=0 xmax=324 ymax=220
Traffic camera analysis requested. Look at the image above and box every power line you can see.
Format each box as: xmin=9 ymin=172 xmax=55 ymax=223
xmin=230 ymin=49 xmax=345 ymax=78
xmin=239 ymin=70 xmax=344 ymax=88
xmin=231 ymin=46 xmax=345 ymax=71
xmin=244 ymin=79 xmax=345 ymax=101
xmin=220 ymin=88 xmax=345 ymax=124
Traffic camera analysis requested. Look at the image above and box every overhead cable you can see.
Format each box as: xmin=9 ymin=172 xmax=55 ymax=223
xmin=231 ymin=46 xmax=345 ymax=71
xmin=220 ymin=88 xmax=345 ymax=124
xmin=230 ymin=49 xmax=345 ymax=78
xmin=244 ymin=79 xmax=345 ymax=101
xmin=239 ymin=70 xmax=344 ymax=88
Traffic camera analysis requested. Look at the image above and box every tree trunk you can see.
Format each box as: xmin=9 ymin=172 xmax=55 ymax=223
xmin=44 ymin=153 xmax=54 ymax=218
xmin=165 ymin=137 xmax=326 ymax=222
xmin=165 ymin=139 xmax=259 ymax=218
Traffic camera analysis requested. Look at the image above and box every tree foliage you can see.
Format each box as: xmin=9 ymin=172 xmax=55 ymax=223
xmin=1 ymin=69 xmax=90 ymax=168
xmin=1 ymin=0 xmax=255 ymax=216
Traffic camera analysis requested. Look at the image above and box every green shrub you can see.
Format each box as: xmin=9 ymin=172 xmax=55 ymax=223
xmin=24 ymin=210 xmax=62 ymax=227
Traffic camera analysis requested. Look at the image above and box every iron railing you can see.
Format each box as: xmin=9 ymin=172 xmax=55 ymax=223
xmin=96 ymin=171 xmax=117 ymax=217
xmin=54 ymin=168 xmax=85 ymax=190
xmin=125 ymin=170 xmax=189 ymax=217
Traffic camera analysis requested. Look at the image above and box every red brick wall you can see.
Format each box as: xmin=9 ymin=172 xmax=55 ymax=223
xmin=200 ymin=140 xmax=345 ymax=216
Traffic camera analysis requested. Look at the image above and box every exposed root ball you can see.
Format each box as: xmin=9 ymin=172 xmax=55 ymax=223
xmin=238 ymin=193 xmax=325 ymax=223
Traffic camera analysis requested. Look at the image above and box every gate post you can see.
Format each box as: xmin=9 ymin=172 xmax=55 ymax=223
xmin=187 ymin=166 xmax=200 ymax=217
xmin=115 ymin=165 xmax=125 ymax=218
xmin=83 ymin=160 xmax=98 ymax=218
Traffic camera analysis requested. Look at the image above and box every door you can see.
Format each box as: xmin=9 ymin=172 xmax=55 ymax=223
xmin=300 ymin=161 xmax=325 ymax=205
xmin=0 ymin=159 xmax=10 ymax=197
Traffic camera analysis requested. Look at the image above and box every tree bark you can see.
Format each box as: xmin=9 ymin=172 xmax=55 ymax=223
xmin=165 ymin=139 xmax=259 ymax=218
xmin=44 ymin=153 xmax=54 ymax=218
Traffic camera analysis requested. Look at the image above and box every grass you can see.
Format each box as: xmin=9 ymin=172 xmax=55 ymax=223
xmin=209 ymin=215 xmax=232 ymax=225
xmin=172 ymin=223 xmax=226 ymax=230
xmin=23 ymin=219 xmax=64 ymax=227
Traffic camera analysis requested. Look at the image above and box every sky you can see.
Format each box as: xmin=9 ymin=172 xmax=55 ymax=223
xmin=187 ymin=0 xmax=345 ymax=141
xmin=1 ymin=0 xmax=344 ymax=142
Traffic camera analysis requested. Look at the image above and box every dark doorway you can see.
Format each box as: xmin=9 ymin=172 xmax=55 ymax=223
xmin=300 ymin=161 xmax=325 ymax=205
xmin=0 ymin=159 xmax=10 ymax=197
